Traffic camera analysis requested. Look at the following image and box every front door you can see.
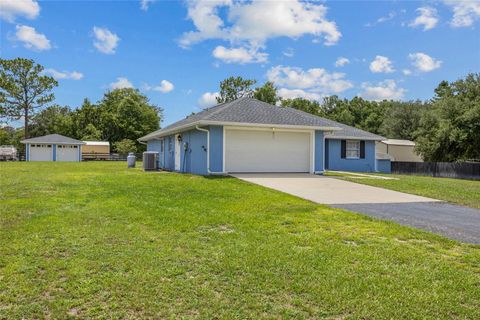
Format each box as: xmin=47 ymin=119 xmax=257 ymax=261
xmin=174 ymin=134 xmax=181 ymax=171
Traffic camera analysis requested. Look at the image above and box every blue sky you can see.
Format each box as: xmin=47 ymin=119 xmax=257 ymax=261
xmin=1 ymin=0 xmax=479 ymax=126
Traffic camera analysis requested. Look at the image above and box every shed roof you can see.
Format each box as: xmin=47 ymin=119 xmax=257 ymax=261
xmin=139 ymin=97 xmax=384 ymax=141
xmin=21 ymin=134 xmax=85 ymax=145
xmin=83 ymin=141 xmax=110 ymax=146
xmin=381 ymin=139 xmax=416 ymax=146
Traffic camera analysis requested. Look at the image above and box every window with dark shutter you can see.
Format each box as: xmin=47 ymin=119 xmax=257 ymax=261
xmin=341 ymin=140 xmax=346 ymax=158
xmin=360 ymin=141 xmax=365 ymax=159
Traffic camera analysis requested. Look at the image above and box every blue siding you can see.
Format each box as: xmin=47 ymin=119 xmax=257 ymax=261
xmin=147 ymin=140 xmax=162 ymax=152
xmin=326 ymin=139 xmax=376 ymax=172
xmin=165 ymin=136 xmax=175 ymax=170
xmin=52 ymin=144 xmax=57 ymax=161
xmin=376 ymin=159 xmax=391 ymax=173
xmin=209 ymin=125 xmax=223 ymax=173
xmin=26 ymin=143 xmax=29 ymax=161
xmin=314 ymin=131 xmax=324 ymax=173
xmin=180 ymin=129 xmax=208 ymax=175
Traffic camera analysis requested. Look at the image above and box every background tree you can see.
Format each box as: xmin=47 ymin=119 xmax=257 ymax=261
xmin=0 ymin=58 xmax=58 ymax=138
xmin=71 ymin=98 xmax=101 ymax=139
xmin=281 ymin=98 xmax=322 ymax=115
xmin=379 ymin=100 xmax=427 ymax=140
xmin=114 ymin=139 xmax=137 ymax=154
xmin=415 ymin=73 xmax=480 ymax=161
xmin=253 ymin=81 xmax=279 ymax=105
xmin=97 ymin=88 xmax=162 ymax=149
xmin=29 ymin=105 xmax=73 ymax=138
xmin=321 ymin=96 xmax=385 ymax=134
xmin=80 ymin=124 xmax=102 ymax=141
xmin=216 ymin=76 xmax=256 ymax=103
xmin=0 ymin=126 xmax=24 ymax=150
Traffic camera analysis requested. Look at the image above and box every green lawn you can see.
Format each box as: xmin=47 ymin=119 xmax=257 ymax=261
xmin=325 ymin=171 xmax=480 ymax=209
xmin=1 ymin=162 xmax=479 ymax=319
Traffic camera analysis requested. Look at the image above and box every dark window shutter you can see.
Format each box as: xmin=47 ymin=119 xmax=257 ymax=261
xmin=360 ymin=141 xmax=365 ymax=159
xmin=341 ymin=140 xmax=346 ymax=159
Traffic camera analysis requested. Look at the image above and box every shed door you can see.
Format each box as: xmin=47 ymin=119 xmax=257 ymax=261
xmin=30 ymin=144 xmax=53 ymax=161
xmin=57 ymin=145 xmax=78 ymax=162
xmin=225 ymin=129 xmax=311 ymax=173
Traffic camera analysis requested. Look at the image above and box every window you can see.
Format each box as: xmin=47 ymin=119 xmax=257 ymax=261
xmin=168 ymin=137 xmax=172 ymax=152
xmin=160 ymin=140 xmax=164 ymax=152
xmin=346 ymin=140 xmax=360 ymax=159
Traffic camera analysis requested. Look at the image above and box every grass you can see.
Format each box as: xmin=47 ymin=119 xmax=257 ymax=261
xmin=1 ymin=162 xmax=479 ymax=319
xmin=325 ymin=171 xmax=480 ymax=209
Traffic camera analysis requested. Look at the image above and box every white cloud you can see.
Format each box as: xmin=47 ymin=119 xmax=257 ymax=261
xmin=409 ymin=7 xmax=439 ymax=31
xmin=198 ymin=92 xmax=219 ymax=108
xmin=277 ymin=88 xmax=322 ymax=101
xmin=283 ymin=47 xmax=295 ymax=58
xmin=110 ymin=77 xmax=133 ymax=89
xmin=365 ymin=11 xmax=396 ymax=27
xmin=266 ymin=65 xmax=353 ymax=96
xmin=369 ymin=55 xmax=395 ymax=73
xmin=335 ymin=57 xmax=350 ymax=67
xmin=14 ymin=25 xmax=51 ymax=51
xmin=212 ymin=46 xmax=268 ymax=64
xmin=93 ymin=26 xmax=120 ymax=54
xmin=443 ymin=0 xmax=480 ymax=27
xmin=144 ymin=80 xmax=174 ymax=93
xmin=44 ymin=68 xmax=83 ymax=80
xmin=140 ymin=0 xmax=155 ymax=11
xmin=0 ymin=0 xmax=39 ymax=22
xmin=360 ymin=80 xmax=406 ymax=101
xmin=409 ymin=52 xmax=442 ymax=72
xmin=402 ymin=69 xmax=412 ymax=75
xmin=180 ymin=0 xmax=341 ymax=48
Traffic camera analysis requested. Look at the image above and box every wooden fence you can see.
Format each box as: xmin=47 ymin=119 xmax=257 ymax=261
xmin=81 ymin=153 xmax=143 ymax=161
xmin=391 ymin=161 xmax=480 ymax=180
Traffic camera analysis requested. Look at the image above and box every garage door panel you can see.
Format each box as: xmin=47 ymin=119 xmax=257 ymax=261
xmin=57 ymin=145 xmax=78 ymax=162
xmin=225 ymin=129 xmax=311 ymax=173
xmin=30 ymin=144 xmax=52 ymax=161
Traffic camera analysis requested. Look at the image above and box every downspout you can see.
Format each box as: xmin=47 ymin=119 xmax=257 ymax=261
xmin=195 ymin=126 xmax=226 ymax=175
xmin=195 ymin=125 xmax=211 ymax=174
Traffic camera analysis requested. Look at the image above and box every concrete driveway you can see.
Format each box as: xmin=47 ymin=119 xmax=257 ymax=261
xmin=232 ymin=173 xmax=480 ymax=244
xmin=232 ymin=173 xmax=437 ymax=204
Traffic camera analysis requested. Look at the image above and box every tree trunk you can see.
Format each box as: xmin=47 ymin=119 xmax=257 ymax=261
xmin=24 ymin=107 xmax=29 ymax=139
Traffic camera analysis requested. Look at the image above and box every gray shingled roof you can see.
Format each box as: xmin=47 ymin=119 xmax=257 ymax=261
xmin=324 ymin=122 xmax=385 ymax=140
xmin=139 ymin=97 xmax=384 ymax=141
xmin=21 ymin=134 xmax=85 ymax=145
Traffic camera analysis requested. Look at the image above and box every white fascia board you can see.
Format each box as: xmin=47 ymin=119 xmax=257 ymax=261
xmin=138 ymin=122 xmax=201 ymax=141
xmin=324 ymin=135 xmax=383 ymax=141
xmin=20 ymin=141 xmax=85 ymax=145
xmin=139 ymin=120 xmax=343 ymax=141
xmin=202 ymin=120 xmax=342 ymax=132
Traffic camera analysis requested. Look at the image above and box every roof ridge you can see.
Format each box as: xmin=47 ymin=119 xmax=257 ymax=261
xmin=203 ymin=97 xmax=249 ymax=120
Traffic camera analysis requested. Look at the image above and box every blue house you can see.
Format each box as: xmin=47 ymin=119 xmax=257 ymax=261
xmin=139 ymin=97 xmax=388 ymax=175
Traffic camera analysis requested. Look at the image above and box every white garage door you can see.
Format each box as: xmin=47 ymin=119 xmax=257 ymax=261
xmin=225 ymin=129 xmax=311 ymax=173
xmin=30 ymin=144 xmax=53 ymax=161
xmin=56 ymin=145 xmax=78 ymax=162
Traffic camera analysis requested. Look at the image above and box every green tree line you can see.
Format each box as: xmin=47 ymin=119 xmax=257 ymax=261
xmin=1 ymin=58 xmax=478 ymax=161
xmin=1 ymin=58 xmax=162 ymax=153
xmin=216 ymin=75 xmax=480 ymax=162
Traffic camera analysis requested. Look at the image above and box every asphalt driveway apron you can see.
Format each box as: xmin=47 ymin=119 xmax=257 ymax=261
xmin=232 ymin=173 xmax=480 ymax=244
